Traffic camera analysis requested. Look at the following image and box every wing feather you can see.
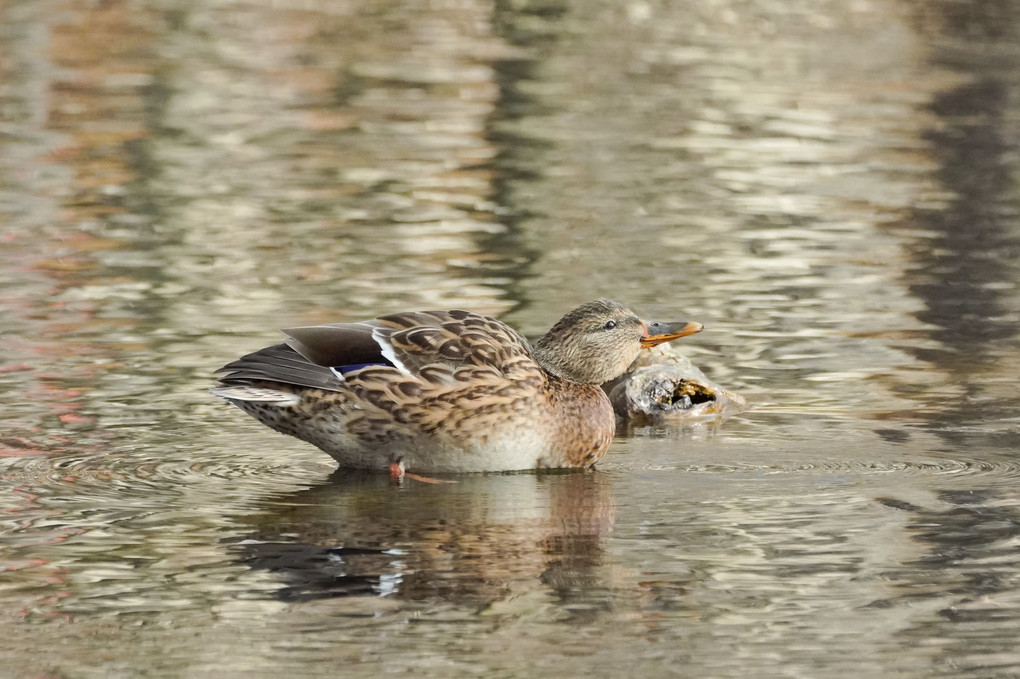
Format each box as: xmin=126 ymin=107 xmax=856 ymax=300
xmin=215 ymin=310 xmax=545 ymax=395
xmin=283 ymin=309 xmax=537 ymax=379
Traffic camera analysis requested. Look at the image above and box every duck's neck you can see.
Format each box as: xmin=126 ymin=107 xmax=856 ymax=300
xmin=533 ymin=339 xmax=588 ymax=384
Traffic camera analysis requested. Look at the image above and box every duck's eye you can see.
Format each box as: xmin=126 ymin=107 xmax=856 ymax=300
xmin=604 ymin=320 xmax=617 ymax=330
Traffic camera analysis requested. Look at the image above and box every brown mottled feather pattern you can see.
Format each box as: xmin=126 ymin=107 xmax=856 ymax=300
xmin=374 ymin=310 xmax=534 ymax=377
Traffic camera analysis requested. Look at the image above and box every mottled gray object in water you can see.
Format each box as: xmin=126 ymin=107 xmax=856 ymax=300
xmin=603 ymin=344 xmax=746 ymax=424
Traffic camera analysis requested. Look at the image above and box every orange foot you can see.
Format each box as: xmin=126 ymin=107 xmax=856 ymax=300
xmin=387 ymin=460 xmax=456 ymax=484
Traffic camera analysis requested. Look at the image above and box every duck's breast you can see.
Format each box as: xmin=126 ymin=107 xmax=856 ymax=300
xmin=543 ymin=383 xmax=616 ymax=468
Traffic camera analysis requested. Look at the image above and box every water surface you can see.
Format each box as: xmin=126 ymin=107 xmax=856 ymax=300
xmin=2 ymin=1 xmax=1020 ymax=677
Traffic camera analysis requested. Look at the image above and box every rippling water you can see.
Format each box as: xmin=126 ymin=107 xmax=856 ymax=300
xmin=2 ymin=1 xmax=1020 ymax=677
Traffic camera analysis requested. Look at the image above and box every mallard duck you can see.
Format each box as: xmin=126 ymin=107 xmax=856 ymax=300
xmin=211 ymin=298 xmax=702 ymax=473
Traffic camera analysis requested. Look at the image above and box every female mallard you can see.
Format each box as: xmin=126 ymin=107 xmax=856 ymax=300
xmin=212 ymin=299 xmax=702 ymax=473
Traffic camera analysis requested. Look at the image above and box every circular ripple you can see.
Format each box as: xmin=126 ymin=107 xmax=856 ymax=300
xmin=0 ymin=445 xmax=328 ymax=512
xmin=674 ymin=457 xmax=1020 ymax=478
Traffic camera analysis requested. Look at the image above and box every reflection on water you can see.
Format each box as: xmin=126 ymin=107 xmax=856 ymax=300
xmin=237 ymin=472 xmax=613 ymax=608
xmin=1 ymin=0 xmax=1020 ymax=677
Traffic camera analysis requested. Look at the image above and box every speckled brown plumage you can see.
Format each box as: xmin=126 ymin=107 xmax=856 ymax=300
xmin=211 ymin=299 xmax=702 ymax=473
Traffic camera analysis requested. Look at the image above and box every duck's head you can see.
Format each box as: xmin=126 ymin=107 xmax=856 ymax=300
xmin=533 ymin=298 xmax=703 ymax=384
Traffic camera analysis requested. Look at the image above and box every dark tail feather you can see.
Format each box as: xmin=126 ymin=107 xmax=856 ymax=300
xmin=216 ymin=344 xmax=343 ymax=392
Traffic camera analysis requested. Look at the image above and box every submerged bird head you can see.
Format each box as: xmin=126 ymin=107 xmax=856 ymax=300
xmin=533 ymin=298 xmax=703 ymax=385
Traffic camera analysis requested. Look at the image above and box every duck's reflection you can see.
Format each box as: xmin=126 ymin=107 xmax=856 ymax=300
xmin=234 ymin=470 xmax=615 ymax=607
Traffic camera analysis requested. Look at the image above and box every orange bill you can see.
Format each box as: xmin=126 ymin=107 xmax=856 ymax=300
xmin=640 ymin=319 xmax=704 ymax=348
